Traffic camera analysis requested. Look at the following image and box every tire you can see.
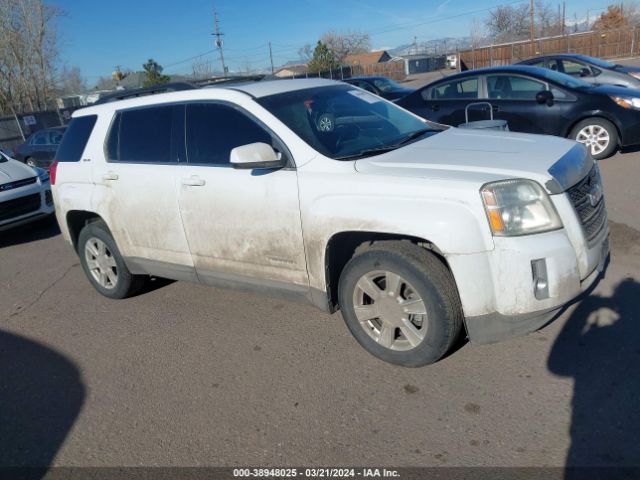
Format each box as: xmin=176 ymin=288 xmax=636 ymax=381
xmin=77 ymin=220 xmax=146 ymax=299
xmin=570 ymin=118 xmax=618 ymax=160
xmin=338 ymin=241 xmax=463 ymax=367
xmin=24 ymin=157 xmax=36 ymax=168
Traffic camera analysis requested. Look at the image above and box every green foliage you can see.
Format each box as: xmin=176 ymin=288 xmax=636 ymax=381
xmin=307 ymin=41 xmax=340 ymax=73
xmin=142 ymin=58 xmax=170 ymax=87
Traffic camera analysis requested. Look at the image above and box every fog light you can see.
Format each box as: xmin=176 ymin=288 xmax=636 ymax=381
xmin=531 ymin=259 xmax=549 ymax=300
xmin=44 ymin=189 xmax=53 ymax=206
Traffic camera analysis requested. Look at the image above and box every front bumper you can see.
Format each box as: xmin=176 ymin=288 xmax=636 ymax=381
xmin=0 ymin=182 xmax=55 ymax=232
xmin=447 ymin=226 xmax=610 ymax=344
xmin=464 ymin=253 xmax=608 ymax=344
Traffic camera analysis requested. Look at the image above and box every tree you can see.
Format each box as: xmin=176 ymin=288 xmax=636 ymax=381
xmin=59 ymin=66 xmax=86 ymax=95
xmin=593 ymin=5 xmax=628 ymax=30
xmin=191 ymin=57 xmax=213 ymax=80
xmin=320 ymin=30 xmax=371 ymax=62
xmin=142 ymin=59 xmax=170 ymax=87
xmin=0 ymin=0 xmax=63 ymax=114
xmin=298 ymin=43 xmax=313 ymax=63
xmin=307 ymin=41 xmax=340 ymax=73
xmin=486 ymin=4 xmax=531 ymax=42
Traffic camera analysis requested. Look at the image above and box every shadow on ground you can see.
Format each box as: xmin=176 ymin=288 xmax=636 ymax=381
xmin=0 ymin=216 xmax=60 ymax=248
xmin=0 ymin=329 xmax=85 ymax=478
xmin=548 ymin=278 xmax=640 ymax=477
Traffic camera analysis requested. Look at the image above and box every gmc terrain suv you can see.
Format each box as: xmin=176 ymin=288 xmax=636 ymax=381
xmin=51 ymin=79 xmax=609 ymax=367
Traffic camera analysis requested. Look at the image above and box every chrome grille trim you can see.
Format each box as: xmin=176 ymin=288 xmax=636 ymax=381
xmin=0 ymin=176 xmax=37 ymax=192
xmin=566 ymin=165 xmax=607 ymax=246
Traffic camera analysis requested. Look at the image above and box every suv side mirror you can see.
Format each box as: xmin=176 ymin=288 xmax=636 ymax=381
xmin=230 ymin=142 xmax=286 ymax=169
xmin=580 ymin=67 xmax=591 ymax=77
xmin=536 ymin=90 xmax=554 ymax=106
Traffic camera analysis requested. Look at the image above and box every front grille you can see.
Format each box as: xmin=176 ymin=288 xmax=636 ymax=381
xmin=566 ymin=165 xmax=607 ymax=245
xmin=0 ymin=193 xmax=41 ymax=222
xmin=0 ymin=176 xmax=37 ymax=192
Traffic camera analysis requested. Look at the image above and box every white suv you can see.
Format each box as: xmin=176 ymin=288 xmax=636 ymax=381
xmin=51 ymin=79 xmax=609 ymax=366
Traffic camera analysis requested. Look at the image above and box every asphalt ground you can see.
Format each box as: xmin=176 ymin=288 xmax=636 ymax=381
xmin=1 ymin=150 xmax=639 ymax=473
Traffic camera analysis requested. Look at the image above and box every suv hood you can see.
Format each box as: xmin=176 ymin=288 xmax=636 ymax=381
xmin=355 ymin=127 xmax=590 ymax=192
xmin=0 ymin=156 xmax=37 ymax=184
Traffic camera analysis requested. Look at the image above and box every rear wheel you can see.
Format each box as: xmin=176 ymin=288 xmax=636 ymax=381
xmin=78 ymin=220 xmax=145 ymax=299
xmin=338 ymin=241 xmax=463 ymax=367
xmin=570 ymin=118 xmax=618 ymax=160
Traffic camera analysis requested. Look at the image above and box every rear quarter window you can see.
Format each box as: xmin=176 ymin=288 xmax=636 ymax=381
xmin=56 ymin=115 xmax=97 ymax=162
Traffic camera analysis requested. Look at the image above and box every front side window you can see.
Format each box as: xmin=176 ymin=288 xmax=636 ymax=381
xmin=257 ymin=85 xmax=439 ymax=160
xmin=561 ymin=59 xmax=588 ymax=76
xmin=185 ymin=103 xmax=272 ymax=165
xmin=107 ymin=105 xmax=175 ymax=163
xmin=487 ymin=75 xmax=546 ymax=100
xmin=428 ymin=78 xmax=479 ymax=100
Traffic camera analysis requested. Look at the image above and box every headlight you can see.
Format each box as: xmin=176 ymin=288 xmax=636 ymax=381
xmin=610 ymin=95 xmax=640 ymax=109
xmin=480 ymin=179 xmax=562 ymax=236
xmin=35 ymin=167 xmax=50 ymax=183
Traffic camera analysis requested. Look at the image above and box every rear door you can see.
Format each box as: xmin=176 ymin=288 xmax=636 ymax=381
xmin=92 ymin=104 xmax=196 ymax=280
xmin=410 ymin=76 xmax=480 ymax=126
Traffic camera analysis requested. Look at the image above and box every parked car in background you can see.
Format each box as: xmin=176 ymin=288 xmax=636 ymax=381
xmin=12 ymin=126 xmax=66 ymax=169
xmin=447 ymin=55 xmax=458 ymax=69
xmin=343 ymin=76 xmax=414 ymax=101
xmin=0 ymin=151 xmax=54 ymax=231
xmin=517 ymin=54 xmax=640 ymax=89
xmin=397 ymin=65 xmax=640 ymax=159
xmin=52 ymin=79 xmax=608 ymax=367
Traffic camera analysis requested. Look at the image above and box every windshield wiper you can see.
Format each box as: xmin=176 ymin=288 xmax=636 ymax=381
xmin=335 ymin=128 xmax=436 ymax=160
xmin=394 ymin=128 xmax=435 ymax=146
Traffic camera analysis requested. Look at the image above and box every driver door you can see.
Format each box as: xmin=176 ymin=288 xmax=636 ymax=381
xmin=177 ymin=102 xmax=308 ymax=291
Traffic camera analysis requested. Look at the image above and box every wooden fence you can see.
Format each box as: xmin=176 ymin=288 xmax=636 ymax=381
xmin=459 ymin=27 xmax=640 ymax=69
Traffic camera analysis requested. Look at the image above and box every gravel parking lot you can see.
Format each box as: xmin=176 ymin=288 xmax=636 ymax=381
xmin=1 ymin=150 xmax=639 ymax=471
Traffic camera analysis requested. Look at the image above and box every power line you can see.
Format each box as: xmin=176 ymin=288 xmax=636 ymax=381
xmin=213 ymin=9 xmax=227 ymax=74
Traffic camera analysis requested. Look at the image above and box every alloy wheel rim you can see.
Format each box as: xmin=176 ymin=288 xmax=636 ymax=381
xmin=352 ymin=270 xmax=428 ymax=351
xmin=576 ymin=125 xmax=610 ymax=156
xmin=84 ymin=237 xmax=118 ymax=289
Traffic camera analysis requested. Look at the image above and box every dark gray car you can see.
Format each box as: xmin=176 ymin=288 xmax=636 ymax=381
xmin=517 ymin=54 xmax=640 ymax=88
xmin=12 ymin=126 xmax=66 ymax=169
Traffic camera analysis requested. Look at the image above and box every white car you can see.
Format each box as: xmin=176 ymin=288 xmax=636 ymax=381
xmin=0 ymin=150 xmax=54 ymax=231
xmin=51 ymin=79 xmax=609 ymax=366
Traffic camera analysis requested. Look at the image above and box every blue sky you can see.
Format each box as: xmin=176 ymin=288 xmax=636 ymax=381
xmin=55 ymin=0 xmax=612 ymax=83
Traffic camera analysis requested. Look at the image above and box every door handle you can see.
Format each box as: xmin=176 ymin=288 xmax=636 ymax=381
xmin=102 ymin=172 xmax=119 ymax=181
xmin=492 ymin=105 xmax=500 ymax=112
xmin=182 ymin=176 xmax=206 ymax=187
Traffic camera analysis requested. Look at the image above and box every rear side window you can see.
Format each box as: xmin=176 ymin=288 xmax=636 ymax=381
xmin=185 ymin=103 xmax=271 ymax=165
xmin=107 ymin=105 xmax=176 ymax=163
xmin=56 ymin=115 xmax=97 ymax=162
xmin=426 ymin=78 xmax=478 ymax=100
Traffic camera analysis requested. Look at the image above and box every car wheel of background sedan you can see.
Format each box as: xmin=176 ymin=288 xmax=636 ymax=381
xmin=78 ymin=220 xmax=146 ymax=299
xmin=25 ymin=158 xmax=36 ymax=167
xmin=570 ymin=118 xmax=618 ymax=160
xmin=338 ymin=241 xmax=463 ymax=367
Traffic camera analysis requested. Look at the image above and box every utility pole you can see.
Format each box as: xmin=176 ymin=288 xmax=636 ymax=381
xmin=268 ymin=42 xmax=274 ymax=74
xmin=562 ymin=1 xmax=566 ymax=36
xmin=213 ymin=9 xmax=227 ymax=75
xmin=530 ymin=0 xmax=535 ymax=47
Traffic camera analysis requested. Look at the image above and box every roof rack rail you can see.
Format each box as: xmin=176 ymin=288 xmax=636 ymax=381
xmin=93 ymin=82 xmax=196 ymax=105
xmin=193 ymin=75 xmax=266 ymax=87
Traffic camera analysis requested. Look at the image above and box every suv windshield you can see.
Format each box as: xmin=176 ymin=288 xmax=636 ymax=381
xmin=257 ymin=85 xmax=440 ymax=160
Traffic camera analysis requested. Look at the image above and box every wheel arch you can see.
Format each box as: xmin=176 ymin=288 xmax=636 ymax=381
xmin=565 ymin=114 xmax=622 ymax=147
xmin=323 ymin=231 xmax=452 ymax=313
xmin=65 ymin=210 xmax=107 ymax=251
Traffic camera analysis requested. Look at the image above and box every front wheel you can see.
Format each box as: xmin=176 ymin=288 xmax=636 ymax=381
xmin=338 ymin=241 xmax=463 ymax=367
xmin=77 ymin=220 xmax=146 ymax=299
xmin=570 ymin=118 xmax=618 ymax=160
